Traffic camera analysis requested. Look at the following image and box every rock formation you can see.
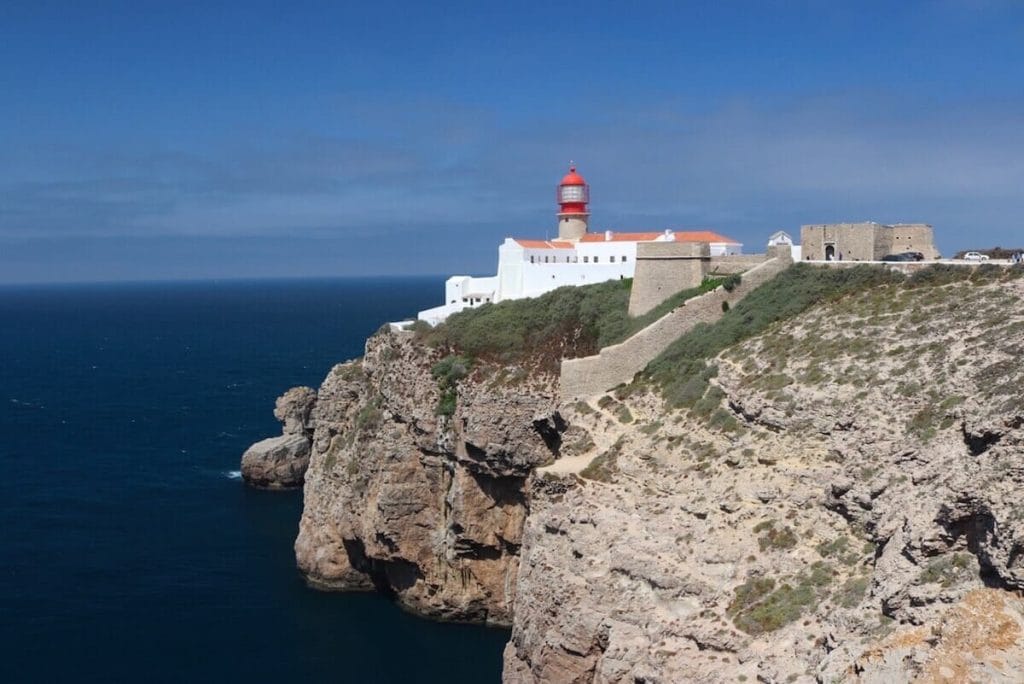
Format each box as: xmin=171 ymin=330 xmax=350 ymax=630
xmin=504 ymin=273 xmax=1024 ymax=682
xmin=246 ymin=265 xmax=1024 ymax=680
xmin=241 ymin=386 xmax=317 ymax=489
xmin=293 ymin=330 xmax=565 ymax=625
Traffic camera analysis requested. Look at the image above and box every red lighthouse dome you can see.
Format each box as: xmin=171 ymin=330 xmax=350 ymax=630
xmin=556 ymin=164 xmax=589 ymax=216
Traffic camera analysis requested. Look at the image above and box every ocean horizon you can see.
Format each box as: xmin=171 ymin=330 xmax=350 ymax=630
xmin=0 ymin=276 xmax=508 ymax=682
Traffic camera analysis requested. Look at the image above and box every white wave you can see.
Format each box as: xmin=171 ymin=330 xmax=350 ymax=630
xmin=224 ymin=470 xmax=243 ymax=480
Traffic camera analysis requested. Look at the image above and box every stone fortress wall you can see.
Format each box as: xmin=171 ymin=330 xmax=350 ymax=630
xmin=707 ymin=254 xmax=771 ymax=274
xmin=801 ymin=222 xmax=939 ymax=261
xmin=560 ymin=246 xmax=793 ymax=400
xmin=627 ymin=241 xmax=710 ymax=317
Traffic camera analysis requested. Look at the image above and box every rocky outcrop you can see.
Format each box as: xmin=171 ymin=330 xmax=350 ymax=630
xmin=241 ymin=386 xmax=317 ymax=488
xmin=504 ymin=275 xmax=1024 ymax=682
xmin=246 ymin=268 xmax=1024 ymax=679
xmin=293 ymin=330 xmax=564 ymax=625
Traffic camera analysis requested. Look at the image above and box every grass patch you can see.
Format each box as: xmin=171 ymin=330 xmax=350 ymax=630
xmin=919 ymin=553 xmax=973 ymax=587
xmin=642 ymin=264 xmax=903 ymax=408
xmin=431 ymin=355 xmax=471 ymax=416
xmin=756 ymin=521 xmax=799 ymax=552
xmin=728 ymin=562 xmax=834 ymax=635
xmin=417 ymin=277 xmax=722 ymax=372
xmin=579 ymin=436 xmax=626 ymax=482
xmin=836 ymin=576 xmax=869 ymax=608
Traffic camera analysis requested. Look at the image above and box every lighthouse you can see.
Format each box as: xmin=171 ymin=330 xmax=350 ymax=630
xmin=556 ymin=164 xmax=590 ymax=240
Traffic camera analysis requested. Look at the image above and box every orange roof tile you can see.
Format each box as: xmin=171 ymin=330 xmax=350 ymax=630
xmin=578 ymin=232 xmax=664 ymax=242
xmin=514 ymin=239 xmax=574 ymax=249
xmin=674 ymin=230 xmax=741 ymax=244
xmin=515 ymin=230 xmax=741 ymax=247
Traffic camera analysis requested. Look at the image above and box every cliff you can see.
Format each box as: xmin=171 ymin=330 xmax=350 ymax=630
xmin=245 ymin=263 xmax=1024 ymax=681
xmin=293 ymin=330 xmax=565 ymax=625
xmin=504 ymin=265 xmax=1024 ymax=682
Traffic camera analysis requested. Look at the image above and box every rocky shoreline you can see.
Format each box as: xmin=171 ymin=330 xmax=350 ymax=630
xmin=241 ymin=270 xmax=1024 ymax=682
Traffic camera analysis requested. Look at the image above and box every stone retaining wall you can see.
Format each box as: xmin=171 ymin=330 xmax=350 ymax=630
xmin=627 ymin=241 xmax=710 ymax=317
xmin=560 ymin=251 xmax=793 ymax=401
xmin=707 ymin=254 xmax=768 ymax=275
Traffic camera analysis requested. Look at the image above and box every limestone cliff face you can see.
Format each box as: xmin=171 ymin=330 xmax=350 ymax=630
xmin=504 ymin=276 xmax=1024 ymax=682
xmin=294 ymin=329 xmax=564 ymax=625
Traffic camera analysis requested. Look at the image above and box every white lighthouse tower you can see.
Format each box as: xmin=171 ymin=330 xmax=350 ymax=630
xmin=556 ymin=165 xmax=590 ymax=241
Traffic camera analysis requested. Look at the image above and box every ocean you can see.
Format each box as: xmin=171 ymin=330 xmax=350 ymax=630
xmin=0 ymin=278 xmax=509 ymax=683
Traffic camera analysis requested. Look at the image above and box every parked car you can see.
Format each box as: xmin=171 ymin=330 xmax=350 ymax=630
xmin=963 ymin=251 xmax=990 ymax=261
xmin=881 ymin=252 xmax=924 ymax=262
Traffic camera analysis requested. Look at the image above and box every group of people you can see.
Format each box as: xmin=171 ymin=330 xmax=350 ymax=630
xmin=1012 ymin=252 xmax=1024 ymax=264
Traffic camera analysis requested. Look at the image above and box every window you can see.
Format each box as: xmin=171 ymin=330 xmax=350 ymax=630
xmin=622 ymin=255 xmax=627 ymax=262
xmin=544 ymin=256 xmax=549 ymax=263
xmin=610 ymin=256 xmax=616 ymax=263
xmin=530 ymin=255 xmax=535 ymax=263
xmin=594 ymin=256 xmax=599 ymax=263
xmin=583 ymin=256 xmax=589 ymax=263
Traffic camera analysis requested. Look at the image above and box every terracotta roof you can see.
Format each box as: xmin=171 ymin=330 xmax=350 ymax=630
xmin=579 ymin=230 xmax=741 ymax=244
xmin=514 ymin=239 xmax=575 ymax=249
xmin=578 ymin=232 xmax=664 ymax=242
xmin=673 ymin=230 xmax=741 ymax=244
xmin=514 ymin=230 xmax=741 ymax=247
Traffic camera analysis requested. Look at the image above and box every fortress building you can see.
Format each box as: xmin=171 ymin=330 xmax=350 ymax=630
xmin=417 ymin=166 xmax=742 ymax=325
xmin=800 ymin=222 xmax=939 ymax=261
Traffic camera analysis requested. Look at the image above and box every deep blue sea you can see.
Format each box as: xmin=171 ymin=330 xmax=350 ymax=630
xmin=0 ymin=277 xmax=508 ymax=683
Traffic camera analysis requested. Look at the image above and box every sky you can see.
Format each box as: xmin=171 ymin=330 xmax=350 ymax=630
xmin=2 ymin=0 xmax=1023 ymax=283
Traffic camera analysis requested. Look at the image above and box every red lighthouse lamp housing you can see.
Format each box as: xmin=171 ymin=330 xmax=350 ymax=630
xmin=557 ymin=165 xmax=590 ymax=216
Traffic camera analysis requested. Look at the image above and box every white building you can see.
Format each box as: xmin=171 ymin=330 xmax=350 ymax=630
xmin=417 ymin=166 xmax=743 ymax=325
xmin=768 ymin=230 xmax=801 ymax=261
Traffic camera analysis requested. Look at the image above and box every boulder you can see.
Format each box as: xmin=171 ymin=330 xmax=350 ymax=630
xmin=240 ymin=433 xmax=311 ymax=489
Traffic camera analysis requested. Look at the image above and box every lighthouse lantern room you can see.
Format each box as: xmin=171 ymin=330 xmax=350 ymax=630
xmin=556 ymin=164 xmax=590 ymax=240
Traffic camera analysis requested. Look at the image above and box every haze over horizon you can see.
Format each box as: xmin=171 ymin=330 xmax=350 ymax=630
xmin=3 ymin=1 xmax=1023 ymax=284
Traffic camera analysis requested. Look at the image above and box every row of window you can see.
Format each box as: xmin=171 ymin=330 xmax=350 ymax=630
xmin=452 ymin=296 xmax=491 ymax=305
xmin=529 ymin=255 xmax=628 ymax=264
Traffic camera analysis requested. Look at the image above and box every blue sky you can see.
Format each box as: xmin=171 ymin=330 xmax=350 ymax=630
xmin=2 ymin=1 xmax=1023 ymax=283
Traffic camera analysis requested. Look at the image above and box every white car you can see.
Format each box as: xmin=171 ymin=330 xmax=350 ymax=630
xmin=963 ymin=251 xmax=990 ymax=262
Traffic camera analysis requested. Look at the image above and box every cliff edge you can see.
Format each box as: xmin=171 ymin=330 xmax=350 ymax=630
xmin=293 ymin=330 xmax=564 ymax=625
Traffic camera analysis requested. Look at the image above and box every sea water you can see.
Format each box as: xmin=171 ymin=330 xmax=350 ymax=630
xmin=0 ymin=278 xmax=508 ymax=682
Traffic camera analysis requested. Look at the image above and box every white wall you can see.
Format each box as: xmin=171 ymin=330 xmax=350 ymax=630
xmin=418 ymin=232 xmax=743 ymax=324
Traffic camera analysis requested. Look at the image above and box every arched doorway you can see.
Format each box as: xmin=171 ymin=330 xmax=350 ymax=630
xmin=825 ymin=244 xmax=836 ymax=261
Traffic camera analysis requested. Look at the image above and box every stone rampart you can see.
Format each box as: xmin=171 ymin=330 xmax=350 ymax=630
xmin=560 ymin=250 xmax=793 ymax=400
xmin=627 ymin=242 xmax=710 ymax=317
xmin=707 ymin=254 xmax=768 ymax=275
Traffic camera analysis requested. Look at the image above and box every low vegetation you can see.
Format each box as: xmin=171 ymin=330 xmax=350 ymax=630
xmin=643 ymin=264 xmax=904 ymax=408
xmin=431 ymin=354 xmax=471 ymax=416
xmin=728 ymin=562 xmax=833 ymax=635
xmin=579 ymin=436 xmax=626 ymax=482
xmin=416 ymin=277 xmax=723 ymax=372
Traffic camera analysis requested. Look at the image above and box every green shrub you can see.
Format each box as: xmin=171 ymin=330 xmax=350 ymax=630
xmin=904 ymin=263 xmax=971 ymax=289
xmin=970 ymin=263 xmax=1004 ymax=283
xmin=757 ymin=522 xmax=798 ymax=551
xmin=836 ymin=576 xmax=869 ymax=608
xmin=722 ymin=273 xmax=742 ymax=292
xmin=431 ymin=355 xmax=472 ymax=416
xmin=416 ymin=277 xmax=722 ymax=372
xmin=644 ymin=264 xmax=902 ymax=407
xmin=728 ymin=564 xmax=834 ymax=635
xmin=579 ymin=436 xmax=626 ymax=482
